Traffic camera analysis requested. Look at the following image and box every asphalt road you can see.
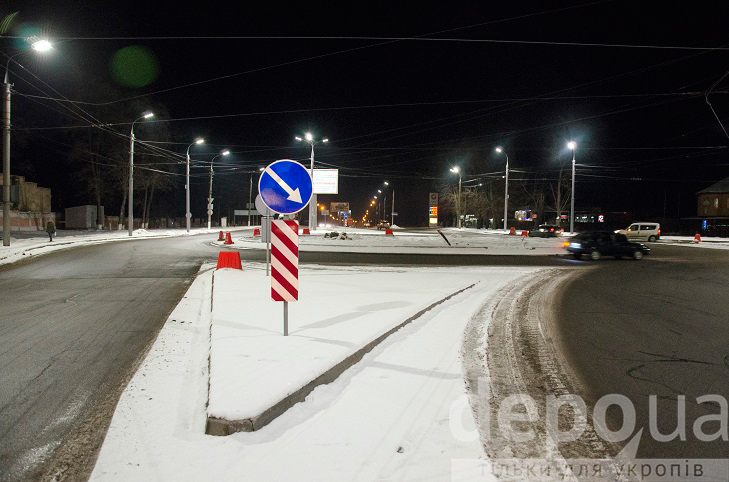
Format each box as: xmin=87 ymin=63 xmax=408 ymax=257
xmin=556 ymin=243 xmax=729 ymax=459
xmin=0 ymin=233 xmax=573 ymax=481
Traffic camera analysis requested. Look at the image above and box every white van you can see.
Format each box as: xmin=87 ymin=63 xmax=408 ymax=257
xmin=616 ymin=223 xmax=661 ymax=242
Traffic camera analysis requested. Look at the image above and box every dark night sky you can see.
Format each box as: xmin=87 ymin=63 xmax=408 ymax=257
xmin=1 ymin=1 xmax=728 ymax=227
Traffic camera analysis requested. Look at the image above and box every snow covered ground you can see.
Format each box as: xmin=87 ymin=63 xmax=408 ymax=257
xmin=0 ymin=227 xmax=243 ymax=267
xmin=224 ymin=227 xmax=567 ymax=255
xmin=90 ymin=262 xmax=541 ymax=481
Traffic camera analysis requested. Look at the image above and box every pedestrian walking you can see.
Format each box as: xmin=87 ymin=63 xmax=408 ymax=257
xmin=46 ymin=221 xmax=56 ymax=242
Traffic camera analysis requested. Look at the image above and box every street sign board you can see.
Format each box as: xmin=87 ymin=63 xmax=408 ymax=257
xmin=307 ymin=168 xmax=339 ymax=194
xmin=254 ymin=194 xmax=273 ymax=217
xmin=330 ymin=202 xmax=349 ymax=212
xmin=321 ymin=209 xmax=329 ymax=216
xmin=271 ymin=220 xmax=299 ymax=302
xmin=259 ymin=160 xmax=313 ymax=215
xmin=234 ymin=209 xmax=259 ymax=216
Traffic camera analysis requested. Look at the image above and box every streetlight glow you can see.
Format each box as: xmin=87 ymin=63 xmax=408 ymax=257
xmin=195 ymin=138 xmax=205 ymax=145
xmin=567 ymin=141 xmax=577 ymax=150
xmin=221 ymin=149 xmax=230 ymax=156
xmin=30 ymin=39 xmax=53 ymax=52
xmin=495 ymin=147 xmax=502 ymax=153
xmin=305 ymin=132 xmax=313 ymax=142
xmin=143 ymin=112 xmax=154 ymax=119
xmin=322 ymin=138 xmax=329 ymax=143
xmin=450 ymin=166 xmax=460 ymax=173
xmin=384 ymin=181 xmax=389 ymax=185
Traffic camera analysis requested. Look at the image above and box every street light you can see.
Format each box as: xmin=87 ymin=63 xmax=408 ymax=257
xmin=207 ymin=149 xmax=230 ymax=230
xmin=185 ymin=138 xmax=205 ymax=233
xmin=3 ymin=37 xmax=52 ymax=246
xmin=128 ymin=111 xmax=154 ymax=236
xmin=567 ymin=141 xmax=577 ymax=234
xmin=296 ymin=132 xmax=328 ymax=230
xmin=495 ymin=147 xmax=509 ymax=231
xmin=450 ymin=166 xmax=462 ymax=228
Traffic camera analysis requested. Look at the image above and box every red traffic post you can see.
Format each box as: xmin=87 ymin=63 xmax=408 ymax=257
xmin=521 ymin=230 xmax=529 ymax=237
xmin=509 ymin=227 xmax=516 ymax=235
xmin=271 ymin=220 xmax=299 ymax=337
xmin=302 ymin=228 xmax=310 ymax=235
xmin=385 ymin=228 xmax=394 ymax=235
xmin=253 ymin=228 xmax=261 ymax=236
xmin=694 ymin=233 xmax=702 ymax=243
xmin=224 ymin=232 xmax=234 ymax=245
xmin=216 ymin=252 xmax=242 ymax=270
xmin=218 ymin=230 xmax=224 ymax=241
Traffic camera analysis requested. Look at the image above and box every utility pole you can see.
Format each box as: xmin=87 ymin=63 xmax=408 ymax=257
xmin=391 ymin=190 xmax=395 ymax=225
xmin=248 ymin=175 xmax=252 ymax=226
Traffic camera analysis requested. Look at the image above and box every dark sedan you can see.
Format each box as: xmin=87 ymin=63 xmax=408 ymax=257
xmin=529 ymin=224 xmax=563 ymax=238
xmin=565 ymin=231 xmax=650 ymax=260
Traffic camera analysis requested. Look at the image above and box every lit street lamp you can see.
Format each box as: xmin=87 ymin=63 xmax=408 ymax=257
xmin=450 ymin=166 xmax=462 ymax=228
xmin=3 ymin=37 xmax=53 ymax=246
xmin=128 ymin=111 xmax=154 ymax=236
xmin=207 ymin=149 xmax=230 ymax=230
xmin=495 ymin=147 xmax=509 ymax=231
xmin=567 ymin=141 xmax=577 ymax=233
xmin=295 ymin=132 xmax=327 ymax=230
xmin=185 ymin=138 xmax=205 ymax=233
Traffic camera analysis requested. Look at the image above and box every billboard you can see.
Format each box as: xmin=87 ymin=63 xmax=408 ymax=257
xmin=330 ymin=202 xmax=350 ymax=213
xmin=307 ymin=169 xmax=339 ymax=194
xmin=429 ymin=192 xmax=439 ymax=207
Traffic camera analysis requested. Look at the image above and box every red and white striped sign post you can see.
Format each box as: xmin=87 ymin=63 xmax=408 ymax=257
xmin=271 ymin=220 xmax=299 ymax=335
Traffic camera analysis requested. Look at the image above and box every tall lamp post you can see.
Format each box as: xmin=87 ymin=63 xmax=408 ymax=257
xmin=128 ymin=111 xmax=154 ymax=236
xmin=3 ymin=38 xmax=53 ymax=247
xmin=384 ymin=181 xmax=395 ymax=225
xmin=295 ymin=132 xmax=327 ymax=230
xmin=567 ymin=141 xmax=577 ymax=233
xmin=207 ymin=149 xmax=229 ymax=230
xmin=450 ymin=166 xmax=462 ymax=228
xmin=185 ymin=138 xmax=205 ymax=233
xmin=495 ymin=147 xmax=509 ymax=231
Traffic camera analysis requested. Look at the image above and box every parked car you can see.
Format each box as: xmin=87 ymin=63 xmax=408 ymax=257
xmin=377 ymin=221 xmax=391 ymax=230
xmin=529 ymin=224 xmax=564 ymax=238
xmin=615 ymin=222 xmax=661 ymax=242
xmin=565 ymin=231 xmax=650 ymax=260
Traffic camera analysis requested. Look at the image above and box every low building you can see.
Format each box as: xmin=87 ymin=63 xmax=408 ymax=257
xmin=696 ymin=177 xmax=729 ymax=237
xmin=65 ymin=205 xmax=105 ymax=229
xmin=0 ymin=173 xmax=55 ymax=231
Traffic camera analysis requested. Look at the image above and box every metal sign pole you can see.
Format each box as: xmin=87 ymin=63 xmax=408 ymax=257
xmin=283 ymin=301 xmax=289 ymax=336
xmin=266 ymin=216 xmax=271 ymax=276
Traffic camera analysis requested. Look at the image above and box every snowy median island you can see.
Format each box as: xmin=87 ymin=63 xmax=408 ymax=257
xmin=220 ymin=227 xmax=568 ymax=256
xmin=91 ymin=261 xmax=543 ymax=481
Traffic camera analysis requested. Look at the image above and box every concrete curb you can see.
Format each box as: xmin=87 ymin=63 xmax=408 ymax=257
xmin=204 ymin=282 xmax=477 ymax=436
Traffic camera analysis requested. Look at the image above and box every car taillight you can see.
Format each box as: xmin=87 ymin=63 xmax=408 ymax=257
xmin=658 ymin=229 xmax=661 ymax=235
xmin=550 ymin=228 xmax=554 ymax=232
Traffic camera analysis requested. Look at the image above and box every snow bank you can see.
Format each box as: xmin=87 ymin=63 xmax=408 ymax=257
xmin=227 ymin=229 xmax=567 ymax=255
xmin=90 ymin=263 xmax=539 ymax=481
xmin=0 ymin=227 xmax=246 ymax=267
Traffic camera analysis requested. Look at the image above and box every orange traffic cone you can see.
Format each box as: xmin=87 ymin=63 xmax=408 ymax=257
xmin=218 ymin=230 xmax=224 ymax=241
xmin=693 ymin=233 xmax=701 ymax=243
xmin=521 ymin=231 xmax=529 ymax=237
xmin=509 ymin=227 xmax=516 ymax=235
xmin=224 ymin=232 xmax=234 ymax=245
xmin=385 ymin=228 xmax=394 ymax=235
xmin=303 ymin=228 xmax=311 ymax=235
xmin=253 ymin=228 xmax=261 ymax=236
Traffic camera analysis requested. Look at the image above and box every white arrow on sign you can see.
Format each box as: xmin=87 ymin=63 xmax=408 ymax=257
xmin=264 ymin=166 xmax=303 ymax=203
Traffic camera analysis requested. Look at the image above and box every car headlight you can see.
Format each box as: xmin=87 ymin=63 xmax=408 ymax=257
xmin=570 ymin=242 xmax=582 ymax=248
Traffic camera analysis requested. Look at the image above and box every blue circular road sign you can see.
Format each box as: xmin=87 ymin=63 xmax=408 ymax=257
xmin=258 ymin=159 xmax=313 ymax=215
